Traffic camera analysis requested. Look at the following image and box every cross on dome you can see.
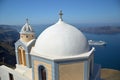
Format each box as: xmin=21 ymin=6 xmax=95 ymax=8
xmin=26 ymin=18 xmax=29 ymax=24
xmin=59 ymin=10 xmax=63 ymax=21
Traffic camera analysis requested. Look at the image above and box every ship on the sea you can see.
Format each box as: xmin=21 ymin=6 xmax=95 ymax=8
xmin=88 ymin=40 xmax=106 ymax=46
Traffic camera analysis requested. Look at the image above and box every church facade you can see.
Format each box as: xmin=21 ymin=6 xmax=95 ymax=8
xmin=0 ymin=11 xmax=101 ymax=80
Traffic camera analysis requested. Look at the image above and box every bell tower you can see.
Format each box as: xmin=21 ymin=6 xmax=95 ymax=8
xmin=20 ymin=18 xmax=35 ymax=42
xmin=15 ymin=19 xmax=36 ymax=69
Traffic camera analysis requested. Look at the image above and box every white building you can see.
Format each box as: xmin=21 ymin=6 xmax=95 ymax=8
xmin=0 ymin=11 xmax=101 ymax=80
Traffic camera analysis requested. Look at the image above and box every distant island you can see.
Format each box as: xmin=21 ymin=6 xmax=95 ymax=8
xmin=0 ymin=25 xmax=19 ymax=42
xmin=79 ymin=26 xmax=120 ymax=34
xmin=0 ymin=25 xmax=19 ymax=67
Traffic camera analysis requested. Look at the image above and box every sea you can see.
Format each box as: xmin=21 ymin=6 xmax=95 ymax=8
xmin=85 ymin=33 xmax=120 ymax=70
xmin=33 ymin=24 xmax=120 ymax=70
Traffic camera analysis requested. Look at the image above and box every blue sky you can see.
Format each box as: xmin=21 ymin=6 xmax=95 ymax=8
xmin=0 ymin=0 xmax=120 ymax=26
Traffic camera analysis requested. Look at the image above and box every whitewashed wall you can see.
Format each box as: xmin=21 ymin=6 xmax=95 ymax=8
xmin=0 ymin=65 xmax=30 ymax=80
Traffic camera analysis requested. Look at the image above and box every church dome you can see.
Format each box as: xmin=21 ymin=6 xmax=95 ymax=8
xmin=34 ymin=11 xmax=89 ymax=57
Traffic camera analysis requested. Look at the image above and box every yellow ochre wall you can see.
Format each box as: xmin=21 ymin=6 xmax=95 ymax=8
xmin=34 ymin=60 xmax=52 ymax=80
xmin=59 ymin=62 xmax=84 ymax=80
xmin=20 ymin=34 xmax=34 ymax=42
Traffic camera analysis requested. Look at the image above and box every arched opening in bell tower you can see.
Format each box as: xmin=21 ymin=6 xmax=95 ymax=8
xmin=18 ymin=46 xmax=26 ymax=66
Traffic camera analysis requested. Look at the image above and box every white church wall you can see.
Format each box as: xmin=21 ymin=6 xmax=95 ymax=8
xmin=0 ymin=65 xmax=30 ymax=80
xmin=15 ymin=40 xmax=35 ymax=68
xmin=0 ymin=66 xmax=9 ymax=80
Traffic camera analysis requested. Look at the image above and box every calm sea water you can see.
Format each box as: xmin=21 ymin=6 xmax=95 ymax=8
xmin=33 ymin=25 xmax=120 ymax=70
xmin=84 ymin=33 xmax=120 ymax=70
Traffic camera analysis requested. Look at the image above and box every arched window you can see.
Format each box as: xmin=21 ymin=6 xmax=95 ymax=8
xmin=18 ymin=46 xmax=26 ymax=66
xmin=32 ymin=35 xmax=34 ymax=38
xmin=18 ymin=48 xmax=22 ymax=64
xmin=38 ymin=65 xmax=46 ymax=80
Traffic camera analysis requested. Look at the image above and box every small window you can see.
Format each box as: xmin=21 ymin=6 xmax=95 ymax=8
xmin=21 ymin=35 xmax=23 ymax=38
xmin=9 ymin=73 xmax=14 ymax=80
xmin=39 ymin=65 xmax=46 ymax=80
xmin=26 ymin=35 xmax=28 ymax=38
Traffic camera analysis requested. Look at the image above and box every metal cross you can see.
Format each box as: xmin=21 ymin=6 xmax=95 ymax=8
xmin=26 ymin=18 xmax=29 ymax=23
xmin=59 ymin=10 xmax=63 ymax=20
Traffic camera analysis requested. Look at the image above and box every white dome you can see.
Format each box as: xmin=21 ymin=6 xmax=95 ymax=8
xmin=34 ymin=19 xmax=89 ymax=57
